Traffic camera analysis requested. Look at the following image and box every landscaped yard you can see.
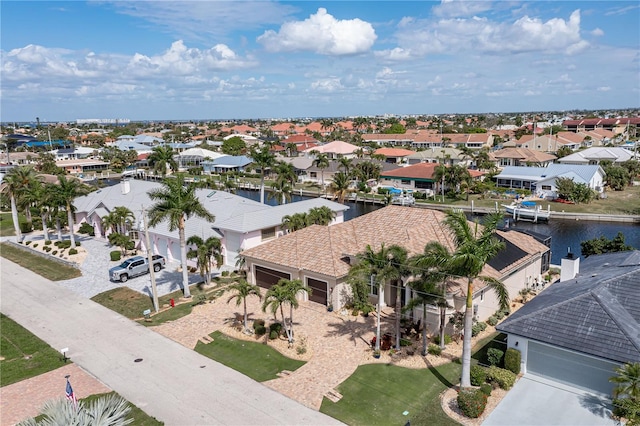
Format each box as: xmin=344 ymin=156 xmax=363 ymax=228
xmin=0 ymin=242 xmax=82 ymax=281
xmin=0 ymin=212 xmax=17 ymax=237
xmin=78 ymin=392 xmax=164 ymax=425
xmin=0 ymin=313 xmax=69 ymax=387
xmin=320 ymin=362 xmax=462 ymax=426
xmin=194 ymin=331 xmax=306 ymax=382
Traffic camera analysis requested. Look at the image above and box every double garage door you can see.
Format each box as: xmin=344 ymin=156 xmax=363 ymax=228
xmin=254 ymin=266 xmax=327 ymax=306
xmin=527 ymin=341 xmax=619 ymax=395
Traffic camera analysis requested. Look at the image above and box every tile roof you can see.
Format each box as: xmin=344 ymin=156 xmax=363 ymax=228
xmin=302 ymin=140 xmax=359 ymax=155
xmin=380 ymin=163 xmax=438 ymax=179
xmin=374 ymin=148 xmax=416 ymax=157
xmin=498 ymin=251 xmax=640 ymax=364
xmin=492 ymin=148 xmax=556 ymax=163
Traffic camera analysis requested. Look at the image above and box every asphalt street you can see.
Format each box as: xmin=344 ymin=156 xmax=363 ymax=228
xmin=0 ymin=259 xmax=342 ymax=426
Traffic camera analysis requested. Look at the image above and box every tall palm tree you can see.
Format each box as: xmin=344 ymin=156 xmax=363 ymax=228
xmin=282 ymin=279 xmax=310 ymax=343
xmin=312 ymin=153 xmax=330 ymax=189
xmin=1 ymin=166 xmax=38 ymax=241
xmin=29 ymin=179 xmax=54 ymax=241
xmin=390 ymin=248 xmax=411 ymax=351
xmin=410 ymin=241 xmax=455 ymax=349
xmin=186 ymin=235 xmax=222 ymax=285
xmin=329 ymin=171 xmax=352 ymax=203
xmin=262 ymin=279 xmax=308 ymax=344
xmin=147 ymin=145 xmax=178 ymax=177
xmin=111 ymin=206 xmax=135 ymax=235
xmin=443 ymin=210 xmax=509 ymax=388
xmin=249 ymin=145 xmax=276 ymax=204
xmin=268 ymin=178 xmax=293 ymax=205
xmin=338 ymin=157 xmax=353 ymax=175
xmin=147 ymin=175 xmax=215 ymax=298
xmin=53 ymin=175 xmax=90 ymax=248
xmin=348 ymin=243 xmax=408 ymax=351
xmin=227 ymin=279 xmax=262 ymax=332
xmin=405 ymin=276 xmax=444 ymax=356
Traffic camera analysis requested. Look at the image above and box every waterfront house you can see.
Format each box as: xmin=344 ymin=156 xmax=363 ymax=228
xmin=556 ymin=147 xmax=636 ymax=165
xmin=302 ymin=140 xmax=360 ymax=159
xmin=373 ymin=148 xmax=416 ymax=164
xmin=240 ymin=206 xmax=550 ymax=329
xmin=494 ymin=164 xmax=605 ymax=198
xmin=491 ymin=148 xmax=556 ymax=168
xmin=498 ymin=250 xmax=640 ymax=395
xmin=55 ymin=158 xmax=110 ymax=175
xmin=406 ymin=147 xmax=468 ymax=166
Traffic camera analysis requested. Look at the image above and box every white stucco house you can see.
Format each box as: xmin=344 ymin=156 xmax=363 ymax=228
xmin=73 ymin=179 xmax=348 ymax=269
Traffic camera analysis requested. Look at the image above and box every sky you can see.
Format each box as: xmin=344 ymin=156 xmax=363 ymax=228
xmin=1 ymin=0 xmax=639 ymax=122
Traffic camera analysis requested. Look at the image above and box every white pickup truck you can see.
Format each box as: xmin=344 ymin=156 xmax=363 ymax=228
xmin=109 ymin=255 xmax=165 ymax=282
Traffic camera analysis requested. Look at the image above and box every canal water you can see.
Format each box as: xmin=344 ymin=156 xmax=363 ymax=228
xmin=236 ymin=189 xmax=640 ymax=265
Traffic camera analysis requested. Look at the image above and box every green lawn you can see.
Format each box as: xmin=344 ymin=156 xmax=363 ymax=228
xmin=194 ymin=331 xmax=306 ymax=382
xmin=0 ymin=313 xmax=70 ymax=387
xmin=0 ymin=212 xmax=17 ymax=237
xmin=320 ymin=362 xmax=462 ymax=426
xmin=0 ymin=243 xmax=82 ymax=281
xmin=81 ymin=392 xmax=164 ymax=425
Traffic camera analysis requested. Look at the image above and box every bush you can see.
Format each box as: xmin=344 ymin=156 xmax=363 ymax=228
xmin=494 ymin=310 xmax=505 ymax=320
xmin=255 ymin=325 xmax=266 ymax=336
xmin=269 ymin=330 xmax=279 ymax=340
xmin=110 ymin=251 xmax=121 ymax=261
xmin=69 ymin=248 xmax=78 ymax=255
xmin=486 ymin=316 xmax=498 ymax=326
xmin=253 ymin=319 xmax=266 ymax=330
xmin=480 ymin=383 xmax=493 ymax=396
xmin=457 ymin=388 xmax=488 ymax=418
xmin=472 ymin=322 xmax=487 ymax=337
xmin=44 ymin=240 xmax=52 ymax=245
xmin=433 ymin=334 xmax=452 ymax=345
xmin=78 ymin=223 xmax=95 ymax=235
xmin=470 ymin=365 xmax=487 ymax=386
xmin=25 ymin=240 xmax=32 ymax=245
xmin=19 ymin=221 xmax=33 ymax=233
xmin=269 ymin=322 xmax=282 ymax=336
xmin=52 ymin=250 xmax=58 ymax=256
xmin=504 ymin=348 xmax=521 ymax=375
xmin=487 ymin=348 xmax=504 ymax=366
xmin=427 ymin=344 xmax=442 ymax=356
xmin=486 ymin=366 xmax=517 ymax=390
xmin=33 ymin=243 xmax=39 ymax=248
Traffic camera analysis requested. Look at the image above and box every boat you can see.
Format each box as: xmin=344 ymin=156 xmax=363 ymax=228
xmin=391 ymin=194 xmax=415 ymax=206
xmin=502 ymin=200 xmax=550 ymax=222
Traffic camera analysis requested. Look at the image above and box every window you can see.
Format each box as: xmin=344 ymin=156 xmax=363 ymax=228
xmin=401 ymin=179 xmax=410 ymax=185
xmin=480 ymin=290 xmax=484 ymax=301
xmin=370 ymin=281 xmax=378 ymax=296
xmin=129 ymin=230 xmax=140 ymax=240
xmin=541 ymin=185 xmax=551 ymax=190
xmin=261 ymin=227 xmax=276 ymax=241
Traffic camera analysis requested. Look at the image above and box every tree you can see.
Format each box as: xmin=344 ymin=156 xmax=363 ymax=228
xmin=307 ymin=206 xmax=335 ymax=226
xmin=281 ymin=279 xmax=310 ymax=343
xmin=338 ymin=157 xmax=353 ymax=175
xmin=348 ymin=243 xmax=407 ymax=351
xmin=443 ymin=210 xmax=509 ymax=388
xmin=580 ymin=232 xmax=634 ymax=257
xmin=147 ymin=175 xmax=215 ymax=298
xmin=147 ymin=145 xmax=178 ymax=177
xmin=353 ymin=160 xmax=382 ymax=182
xmin=227 ymin=279 xmax=262 ymax=332
xmin=270 ymin=161 xmax=297 ymax=204
xmin=1 ymin=166 xmax=38 ymax=241
xmin=18 ymin=394 xmax=132 ymax=426
xmin=610 ymin=362 xmax=640 ymax=424
xmin=312 ymin=153 xmax=330 ymax=189
xmin=108 ymin=232 xmax=134 ymax=256
xmin=249 ymin=145 xmax=276 ymax=204
xmin=186 ymin=235 xmax=223 ymax=285
xmin=221 ymin=136 xmax=247 ymax=156
xmin=556 ymin=146 xmax=573 ymax=158
xmin=329 ymin=171 xmax=352 ymax=203
xmin=405 ymin=275 xmax=446 ymax=356
xmin=53 ymin=175 xmax=90 ymax=248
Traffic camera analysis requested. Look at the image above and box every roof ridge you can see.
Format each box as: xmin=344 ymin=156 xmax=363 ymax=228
xmin=592 ymin=285 xmax=640 ymax=354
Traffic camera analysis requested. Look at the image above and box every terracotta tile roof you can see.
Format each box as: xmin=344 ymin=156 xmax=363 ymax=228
xmin=374 ymin=148 xmax=416 ymax=157
xmin=492 ymin=148 xmax=556 ymax=162
xmin=380 ymin=163 xmax=438 ymax=179
xmin=285 ymin=135 xmax=319 ymax=144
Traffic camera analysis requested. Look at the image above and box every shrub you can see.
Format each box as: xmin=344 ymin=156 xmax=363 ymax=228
xmin=433 ymin=334 xmax=452 ymax=345
xmin=486 ymin=366 xmax=517 ymax=390
xmin=19 ymin=221 xmax=33 ymax=233
xmin=255 ymin=325 xmax=266 ymax=336
xmin=470 ymin=365 xmax=487 ymax=386
xmin=269 ymin=322 xmax=282 ymax=337
xmin=494 ymin=310 xmax=505 ymax=320
xmin=457 ymin=388 xmax=488 ymax=418
xmin=44 ymin=240 xmax=52 ymax=245
xmin=269 ymin=330 xmax=279 ymax=340
xmin=480 ymin=383 xmax=493 ymax=396
xmin=52 ymin=250 xmax=58 ymax=256
xmin=110 ymin=251 xmax=121 ymax=261
xmin=472 ymin=322 xmax=487 ymax=337
xmin=25 ymin=240 xmax=32 ymax=245
xmin=78 ymin=223 xmax=95 ymax=235
xmin=400 ymin=338 xmax=412 ymax=347
xmin=427 ymin=344 xmax=442 ymax=356
xmin=486 ymin=316 xmax=498 ymax=326
xmin=221 ymin=270 xmax=230 ymax=277
xmin=69 ymin=248 xmax=78 ymax=255
xmin=33 ymin=243 xmax=39 ymax=248
xmin=487 ymin=348 xmax=504 ymax=367
xmin=504 ymin=348 xmax=521 ymax=375
xmin=253 ymin=319 xmax=265 ymax=330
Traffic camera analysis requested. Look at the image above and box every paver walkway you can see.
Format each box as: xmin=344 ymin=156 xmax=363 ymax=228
xmin=0 ymin=364 xmax=111 ymax=426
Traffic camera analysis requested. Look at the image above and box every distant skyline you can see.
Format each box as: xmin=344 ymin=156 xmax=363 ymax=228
xmin=1 ymin=1 xmax=639 ymax=122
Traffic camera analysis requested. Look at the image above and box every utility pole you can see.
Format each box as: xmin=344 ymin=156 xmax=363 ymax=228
xmin=373 ymin=274 xmax=381 ymax=352
xmin=142 ymin=206 xmax=159 ymax=312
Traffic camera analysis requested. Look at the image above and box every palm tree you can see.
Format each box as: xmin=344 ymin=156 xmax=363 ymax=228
xmin=282 ymin=278 xmax=310 ymax=343
xmin=227 ymin=279 xmax=262 ymax=332
xmin=443 ymin=210 xmax=509 ymax=388
xmin=410 ymin=241 xmax=455 ymax=349
xmin=249 ymin=145 xmax=276 ymax=204
xmin=307 ymin=206 xmax=335 ymax=225
xmin=18 ymin=393 xmax=132 ymax=426
xmin=111 ymin=206 xmax=135 ymax=235
xmin=1 ymin=166 xmax=38 ymax=241
xmin=610 ymin=362 xmax=640 ymax=400
xmin=147 ymin=145 xmax=177 ymax=177
xmin=281 ymin=212 xmax=309 ymax=232
xmin=53 ymin=175 xmax=90 ymax=248
xmin=186 ymin=235 xmax=222 ymax=285
xmin=312 ymin=153 xmax=330 ymax=189
xmin=329 ymin=171 xmax=352 ymax=203
xmin=147 ymin=175 xmax=215 ymax=298
xmin=268 ymin=178 xmax=293 ymax=205
xmin=348 ymin=243 xmax=408 ymax=352
xmin=262 ymin=279 xmax=308 ymax=344
xmin=405 ymin=276 xmax=444 ymax=356
xmin=338 ymin=157 xmax=353 ymax=175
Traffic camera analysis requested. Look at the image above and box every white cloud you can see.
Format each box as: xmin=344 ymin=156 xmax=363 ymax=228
xmin=590 ymin=28 xmax=604 ymax=36
xmin=257 ymin=8 xmax=376 ymax=56
xmin=597 ymin=86 xmax=611 ymax=92
xmin=432 ymin=0 xmax=494 ymax=18
xmin=310 ymin=77 xmax=344 ymax=92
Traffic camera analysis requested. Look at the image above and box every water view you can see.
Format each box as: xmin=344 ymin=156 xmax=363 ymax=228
xmin=236 ymin=189 xmax=640 ymax=265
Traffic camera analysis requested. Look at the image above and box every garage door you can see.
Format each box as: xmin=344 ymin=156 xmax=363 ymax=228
xmin=307 ymin=278 xmax=327 ymax=305
xmin=155 ymin=238 xmax=168 ymax=258
xmin=527 ymin=341 xmax=619 ymax=395
xmin=255 ymin=266 xmax=290 ymax=290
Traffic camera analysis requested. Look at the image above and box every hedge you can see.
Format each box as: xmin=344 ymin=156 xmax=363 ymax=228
xmin=470 ymin=365 xmax=487 ymax=386
xmin=457 ymin=388 xmax=488 ymax=418
xmin=433 ymin=334 xmax=452 ymax=345
xmin=110 ymin=251 xmax=121 ymax=261
xmin=487 ymin=348 xmax=504 ymax=367
xmin=486 ymin=366 xmax=517 ymax=390
xmin=427 ymin=344 xmax=442 ymax=356
xmin=504 ymin=348 xmax=521 ymax=375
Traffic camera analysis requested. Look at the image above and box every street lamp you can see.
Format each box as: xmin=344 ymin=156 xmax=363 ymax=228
xmin=140 ymin=206 xmax=159 ymax=312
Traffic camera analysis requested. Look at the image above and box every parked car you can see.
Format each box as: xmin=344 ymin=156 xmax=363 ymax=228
xmin=109 ymin=255 xmax=165 ymax=283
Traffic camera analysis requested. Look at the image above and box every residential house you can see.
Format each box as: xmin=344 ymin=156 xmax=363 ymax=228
xmin=557 ymin=147 xmax=636 ymax=165
xmin=302 ymin=140 xmax=360 ymax=159
xmin=176 ymin=147 xmax=225 ymax=169
xmin=373 ymin=148 xmax=416 ymax=164
xmin=406 ymin=147 xmax=467 ymax=166
xmin=563 ymin=117 xmax=640 ymax=138
xmin=494 ymin=164 xmax=605 ymax=198
xmin=56 ymin=158 xmax=110 ymax=175
xmin=50 ymin=147 xmax=97 ymax=161
xmin=491 ymin=148 xmax=556 ymax=168
xmin=241 ymin=206 xmax=550 ymax=329
xmin=201 ymin=155 xmax=252 ymax=174
xmin=497 ymin=250 xmax=640 ymax=395
xmin=304 ymin=159 xmax=400 ymax=186
xmin=73 ymin=179 xmax=348 ymax=268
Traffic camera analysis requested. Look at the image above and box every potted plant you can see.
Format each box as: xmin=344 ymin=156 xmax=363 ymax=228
xmin=327 ymin=304 xmax=334 ymax=312
xmin=373 ymin=349 xmax=381 ymax=359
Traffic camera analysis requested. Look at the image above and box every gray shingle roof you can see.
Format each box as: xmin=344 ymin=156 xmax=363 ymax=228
xmin=496 ymin=164 xmax=603 ymax=182
xmin=497 ymin=250 xmax=640 ymax=364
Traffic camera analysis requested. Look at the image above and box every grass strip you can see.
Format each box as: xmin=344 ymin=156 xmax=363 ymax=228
xmin=0 ymin=243 xmax=82 ymax=281
xmin=194 ymin=331 xmax=306 ymax=382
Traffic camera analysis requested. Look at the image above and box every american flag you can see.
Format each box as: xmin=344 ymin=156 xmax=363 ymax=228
xmin=66 ymin=378 xmax=78 ymax=408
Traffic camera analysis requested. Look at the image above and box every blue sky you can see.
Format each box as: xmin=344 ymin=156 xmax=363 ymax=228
xmin=1 ymin=1 xmax=639 ymax=122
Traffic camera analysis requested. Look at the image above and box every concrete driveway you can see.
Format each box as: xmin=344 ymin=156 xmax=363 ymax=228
xmin=482 ymin=374 xmax=618 ymax=426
